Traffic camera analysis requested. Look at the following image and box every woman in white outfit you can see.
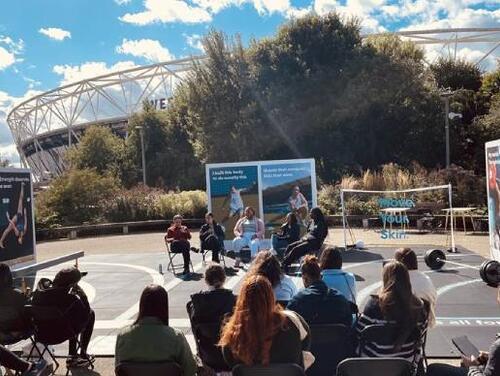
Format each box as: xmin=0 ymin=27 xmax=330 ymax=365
xmin=232 ymin=207 xmax=264 ymax=267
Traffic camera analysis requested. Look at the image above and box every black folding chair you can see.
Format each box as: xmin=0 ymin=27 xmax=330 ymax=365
xmin=201 ymin=246 xmax=226 ymax=267
xmin=307 ymin=324 xmax=354 ymax=376
xmin=233 ymin=363 xmax=306 ymax=376
xmin=165 ymin=241 xmax=194 ymax=275
xmin=115 ymin=361 xmax=182 ymax=376
xmin=358 ymin=324 xmax=422 ymax=375
xmin=336 ymin=358 xmax=413 ymax=376
xmin=186 ymin=302 xmax=230 ymax=372
xmin=24 ymin=304 xmax=94 ymax=376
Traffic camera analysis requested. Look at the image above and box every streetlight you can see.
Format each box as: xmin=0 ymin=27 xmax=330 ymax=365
xmin=136 ymin=126 xmax=147 ymax=186
xmin=439 ymin=89 xmax=454 ymax=169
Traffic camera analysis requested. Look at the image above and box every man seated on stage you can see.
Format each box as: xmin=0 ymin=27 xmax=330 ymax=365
xmin=394 ymin=248 xmax=437 ymax=328
xmin=0 ymin=263 xmax=30 ymax=342
xmin=165 ymin=214 xmax=198 ymax=275
xmin=32 ymin=267 xmax=95 ymax=369
xmin=199 ymin=212 xmax=225 ymax=263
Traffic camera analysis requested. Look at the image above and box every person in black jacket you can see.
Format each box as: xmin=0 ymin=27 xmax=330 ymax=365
xmin=270 ymin=213 xmax=300 ymax=258
xmin=282 ymin=207 xmax=328 ymax=270
xmin=188 ymin=263 xmax=236 ymax=324
xmin=199 ymin=212 xmax=225 ymax=263
xmin=32 ymin=267 xmax=95 ymax=368
xmin=0 ymin=263 xmax=30 ymax=341
xmin=287 ymin=255 xmax=353 ymax=326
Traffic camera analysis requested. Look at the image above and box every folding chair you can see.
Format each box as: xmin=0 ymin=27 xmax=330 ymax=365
xmin=337 ymin=358 xmax=413 ymax=376
xmin=358 ymin=324 xmax=422 ymax=375
xmin=186 ymin=301 xmax=231 ymax=372
xmin=201 ymin=246 xmax=226 ymax=267
xmin=24 ymin=305 xmax=95 ymax=376
xmin=115 ymin=361 xmax=182 ymax=376
xmin=307 ymin=324 xmax=354 ymax=376
xmin=165 ymin=241 xmax=194 ymax=275
xmin=233 ymin=363 xmax=306 ymax=376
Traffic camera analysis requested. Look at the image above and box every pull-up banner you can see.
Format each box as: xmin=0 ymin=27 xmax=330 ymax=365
xmin=206 ymin=159 xmax=317 ymax=240
xmin=486 ymin=140 xmax=500 ymax=262
xmin=0 ymin=168 xmax=36 ymax=267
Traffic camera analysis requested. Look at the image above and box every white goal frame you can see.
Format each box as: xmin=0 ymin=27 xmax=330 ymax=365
xmin=340 ymin=184 xmax=455 ymax=251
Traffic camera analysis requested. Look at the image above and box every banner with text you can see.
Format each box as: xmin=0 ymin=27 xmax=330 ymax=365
xmin=206 ymin=159 xmax=316 ymax=240
xmin=0 ymin=169 xmax=36 ymax=266
xmin=486 ymin=139 xmax=500 ymax=261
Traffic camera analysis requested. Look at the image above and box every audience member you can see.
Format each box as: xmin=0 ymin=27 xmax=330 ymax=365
xmin=270 ymin=213 xmax=300 ymax=257
xmin=0 ymin=344 xmax=47 ymax=375
xmin=356 ymin=261 xmax=427 ymax=362
xmin=287 ymin=255 xmax=353 ymax=326
xmin=395 ymin=248 xmax=437 ymax=328
xmin=115 ymin=284 xmax=197 ymax=376
xmin=319 ymin=247 xmax=357 ymax=304
xmin=282 ymin=207 xmax=328 ymax=270
xmin=188 ymin=264 xmax=236 ymax=324
xmin=32 ymin=267 xmax=95 ymax=368
xmin=251 ymin=250 xmax=297 ymax=302
xmin=426 ymin=287 xmax=500 ymax=376
xmin=165 ymin=214 xmax=197 ymax=275
xmin=199 ymin=212 xmax=225 ymax=263
xmin=232 ymin=207 xmax=265 ymax=267
xmin=219 ymin=274 xmax=312 ymax=369
xmin=0 ymin=263 xmax=30 ymax=340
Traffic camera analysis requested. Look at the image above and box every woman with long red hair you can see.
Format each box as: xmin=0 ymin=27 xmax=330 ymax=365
xmin=218 ymin=274 xmax=311 ymax=368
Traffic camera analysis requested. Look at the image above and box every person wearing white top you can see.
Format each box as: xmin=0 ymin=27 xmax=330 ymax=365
xmin=251 ymin=250 xmax=298 ymax=302
xmin=395 ymin=248 xmax=437 ymax=328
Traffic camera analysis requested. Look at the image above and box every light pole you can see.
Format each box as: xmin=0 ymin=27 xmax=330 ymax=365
xmin=440 ymin=89 xmax=453 ymax=169
xmin=136 ymin=126 xmax=146 ymax=186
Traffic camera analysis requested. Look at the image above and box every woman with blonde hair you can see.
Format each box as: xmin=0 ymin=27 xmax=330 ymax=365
xmin=219 ymin=274 xmax=311 ymax=368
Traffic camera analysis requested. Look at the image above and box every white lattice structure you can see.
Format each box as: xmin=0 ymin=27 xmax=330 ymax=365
xmin=7 ymin=56 xmax=206 ymax=181
xmin=7 ymin=28 xmax=500 ymax=181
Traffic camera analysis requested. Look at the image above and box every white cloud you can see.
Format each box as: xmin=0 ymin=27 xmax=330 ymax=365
xmin=53 ymin=61 xmax=137 ymax=86
xmin=0 ymin=36 xmax=24 ymax=70
xmin=0 ymin=47 xmax=16 ymax=70
xmin=120 ymin=0 xmax=212 ymax=25
xmin=115 ymin=0 xmax=131 ymax=4
xmin=185 ymin=34 xmax=205 ymax=53
xmin=116 ymin=38 xmax=175 ymax=62
xmin=39 ymin=27 xmax=72 ymax=41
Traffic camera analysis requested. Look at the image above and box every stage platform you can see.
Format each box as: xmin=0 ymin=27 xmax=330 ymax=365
xmin=11 ymin=246 xmax=499 ymax=358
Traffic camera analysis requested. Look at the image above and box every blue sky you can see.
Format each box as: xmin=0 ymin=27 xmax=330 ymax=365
xmin=0 ymin=0 xmax=498 ymax=163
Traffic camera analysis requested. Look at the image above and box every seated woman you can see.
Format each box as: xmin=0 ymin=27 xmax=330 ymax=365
xmin=188 ymin=263 xmax=236 ymax=324
xmin=270 ymin=213 xmax=300 ymax=257
xmin=282 ymin=207 xmax=328 ymax=271
xmin=232 ymin=206 xmax=264 ymax=268
xmin=320 ymin=247 xmax=357 ymax=303
xmin=356 ymin=261 xmax=427 ymax=364
xmin=0 ymin=263 xmax=30 ymax=341
xmin=287 ymin=255 xmax=353 ymax=326
xmin=165 ymin=214 xmax=198 ymax=275
xmin=115 ymin=284 xmax=197 ymax=376
xmin=219 ymin=274 xmax=312 ymax=369
xmin=426 ymin=287 xmax=500 ymax=376
xmin=251 ymin=250 xmax=297 ymax=303
xmin=199 ymin=212 xmax=225 ymax=263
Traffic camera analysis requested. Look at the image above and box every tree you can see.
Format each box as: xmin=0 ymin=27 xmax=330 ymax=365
xmin=38 ymin=168 xmax=118 ymax=225
xmin=65 ymin=125 xmax=130 ymax=182
xmin=430 ymin=58 xmax=482 ymax=91
xmin=126 ymin=102 xmax=202 ymax=189
xmin=0 ymin=158 xmax=10 ymax=167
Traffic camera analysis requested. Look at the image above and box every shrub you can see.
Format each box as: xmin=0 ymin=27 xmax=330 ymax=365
xmin=37 ymin=169 xmax=119 ymax=225
xmin=103 ymin=186 xmax=163 ymax=222
xmin=156 ymin=190 xmax=207 ymax=219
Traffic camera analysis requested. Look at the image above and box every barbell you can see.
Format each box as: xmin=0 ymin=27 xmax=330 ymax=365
xmin=424 ymin=249 xmax=500 ymax=287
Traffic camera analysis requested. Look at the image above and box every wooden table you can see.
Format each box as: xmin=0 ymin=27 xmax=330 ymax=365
xmin=380 ymin=207 xmax=410 ymax=230
xmin=442 ymin=207 xmax=477 ymax=233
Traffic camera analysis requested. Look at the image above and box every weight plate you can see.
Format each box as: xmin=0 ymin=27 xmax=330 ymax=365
xmin=425 ymin=249 xmax=446 ymax=270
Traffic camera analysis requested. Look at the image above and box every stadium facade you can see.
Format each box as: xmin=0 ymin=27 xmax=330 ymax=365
xmin=7 ymin=28 xmax=499 ymax=182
